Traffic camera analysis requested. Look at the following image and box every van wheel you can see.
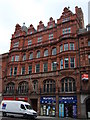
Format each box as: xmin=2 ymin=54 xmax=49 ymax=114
xmin=23 ymin=113 xmax=28 ymax=118
xmin=2 ymin=112 xmax=7 ymax=117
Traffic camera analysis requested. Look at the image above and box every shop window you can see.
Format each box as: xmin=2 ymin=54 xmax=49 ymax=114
xmin=61 ymin=77 xmax=76 ymax=92
xmin=44 ymin=49 xmax=48 ymax=57
xmin=43 ymin=80 xmax=56 ymax=93
xmin=36 ymin=63 xmax=40 ymax=73
xmin=36 ymin=50 xmax=40 ymax=58
xmin=52 ymin=47 xmax=56 ymax=55
xmin=43 ymin=62 xmax=48 ymax=72
xmin=5 ymin=82 xmax=15 ymax=94
xmin=18 ymin=82 xmax=28 ymax=94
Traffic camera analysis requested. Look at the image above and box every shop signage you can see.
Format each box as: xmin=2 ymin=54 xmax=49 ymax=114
xmin=3 ymin=97 xmax=14 ymax=100
xmin=40 ymin=96 xmax=56 ymax=104
xmin=59 ymin=96 xmax=77 ymax=103
xmin=82 ymin=74 xmax=88 ymax=81
xmin=16 ymin=97 xmax=28 ymax=101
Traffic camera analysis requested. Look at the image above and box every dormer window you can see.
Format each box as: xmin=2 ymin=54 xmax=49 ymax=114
xmin=13 ymin=42 xmax=19 ymax=48
xmin=62 ymin=17 xmax=70 ymax=23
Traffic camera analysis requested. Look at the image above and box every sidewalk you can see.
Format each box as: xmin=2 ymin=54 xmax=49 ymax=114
xmin=37 ymin=116 xmax=89 ymax=120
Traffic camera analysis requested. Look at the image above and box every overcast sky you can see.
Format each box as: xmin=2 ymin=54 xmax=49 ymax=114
xmin=0 ymin=0 xmax=89 ymax=54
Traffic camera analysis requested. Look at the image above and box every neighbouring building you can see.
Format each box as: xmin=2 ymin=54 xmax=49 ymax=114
xmin=1 ymin=6 xmax=90 ymax=119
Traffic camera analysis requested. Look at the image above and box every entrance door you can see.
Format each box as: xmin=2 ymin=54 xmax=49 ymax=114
xmin=86 ymin=98 xmax=90 ymax=118
xmin=64 ymin=104 xmax=73 ymax=117
xmin=31 ymin=99 xmax=37 ymax=111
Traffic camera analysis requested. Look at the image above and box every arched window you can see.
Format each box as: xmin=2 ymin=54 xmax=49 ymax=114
xmin=22 ymin=53 xmax=26 ymax=61
xmin=61 ymin=77 xmax=76 ymax=92
xmin=52 ymin=47 xmax=56 ymax=55
xmin=44 ymin=49 xmax=48 ymax=57
xmin=43 ymin=80 xmax=56 ymax=93
xmin=29 ymin=52 xmax=33 ymax=60
xmin=18 ymin=82 xmax=28 ymax=94
xmin=36 ymin=50 xmax=40 ymax=58
xmin=32 ymin=80 xmax=38 ymax=93
xmin=5 ymin=82 xmax=15 ymax=94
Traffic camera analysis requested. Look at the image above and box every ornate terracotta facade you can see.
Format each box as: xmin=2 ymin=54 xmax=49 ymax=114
xmin=1 ymin=6 xmax=90 ymax=119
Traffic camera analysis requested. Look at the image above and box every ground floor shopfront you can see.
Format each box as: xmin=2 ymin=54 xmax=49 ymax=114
xmin=3 ymin=94 xmax=90 ymax=119
xmin=40 ymin=96 xmax=77 ymax=118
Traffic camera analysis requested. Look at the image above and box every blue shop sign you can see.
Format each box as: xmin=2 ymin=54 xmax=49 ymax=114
xmin=40 ymin=96 xmax=56 ymax=104
xmin=59 ymin=96 xmax=77 ymax=104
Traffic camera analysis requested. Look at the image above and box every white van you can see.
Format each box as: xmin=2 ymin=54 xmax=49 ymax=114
xmin=0 ymin=100 xmax=37 ymax=119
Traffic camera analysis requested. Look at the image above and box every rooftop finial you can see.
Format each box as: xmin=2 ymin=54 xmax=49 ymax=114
xmin=23 ymin=22 xmax=25 ymax=26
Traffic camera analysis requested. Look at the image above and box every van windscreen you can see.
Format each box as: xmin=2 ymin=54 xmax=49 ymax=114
xmin=25 ymin=105 xmax=32 ymax=110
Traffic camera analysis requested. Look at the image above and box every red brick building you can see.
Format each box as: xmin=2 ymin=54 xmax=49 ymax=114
xmin=1 ymin=6 xmax=90 ymax=118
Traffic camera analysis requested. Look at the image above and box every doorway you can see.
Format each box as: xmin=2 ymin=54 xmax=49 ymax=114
xmin=86 ymin=98 xmax=90 ymax=118
xmin=30 ymin=99 xmax=38 ymax=112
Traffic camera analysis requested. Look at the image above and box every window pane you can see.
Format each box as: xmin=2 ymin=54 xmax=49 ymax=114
xmin=70 ymin=43 xmax=74 ymax=50
xmin=52 ymin=62 xmax=57 ymax=71
xmin=28 ymin=65 xmax=32 ymax=74
xmin=70 ymin=58 xmax=75 ymax=68
xmin=11 ymin=56 xmax=14 ymax=62
xmin=36 ymin=64 xmax=40 ymax=73
xmin=88 ymin=41 xmax=90 ymax=46
xmin=64 ymin=44 xmax=68 ymax=51
xmin=23 ymin=54 xmax=26 ymax=61
xmin=44 ymin=50 xmax=48 ymax=57
xmin=37 ymin=51 xmax=40 ymax=58
xmin=28 ymin=40 xmax=32 ymax=45
xmin=38 ymin=37 xmax=42 ymax=43
xmin=43 ymin=63 xmax=48 ymax=72
xmin=60 ymin=45 xmax=63 ymax=52
xmin=49 ymin=34 xmax=53 ymax=40
xmin=21 ymin=66 xmax=25 ymax=75
xmin=29 ymin=53 xmax=33 ymax=60
xmin=10 ymin=67 xmax=13 ymax=76
xmin=14 ymin=67 xmax=17 ymax=75
xmin=15 ymin=55 xmax=19 ymax=61
xmin=52 ymin=48 xmax=56 ymax=55
xmin=64 ymin=58 xmax=69 ymax=68
xmin=60 ymin=59 xmax=63 ymax=69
